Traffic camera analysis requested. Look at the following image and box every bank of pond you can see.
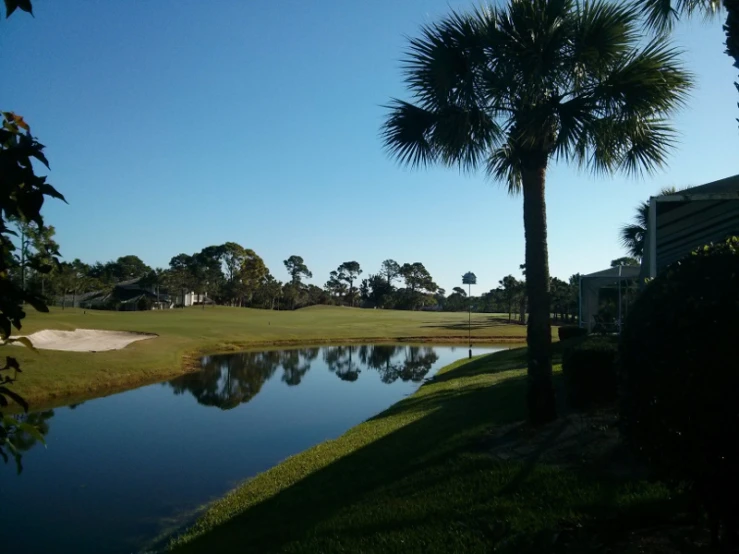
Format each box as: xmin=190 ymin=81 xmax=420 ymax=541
xmin=0 ymin=344 xmax=504 ymax=554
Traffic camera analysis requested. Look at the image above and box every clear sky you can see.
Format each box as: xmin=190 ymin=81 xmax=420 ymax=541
xmin=2 ymin=0 xmax=737 ymax=294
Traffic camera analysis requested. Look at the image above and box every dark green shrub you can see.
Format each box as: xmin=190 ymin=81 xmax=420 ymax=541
xmin=558 ymin=325 xmax=587 ymax=341
xmin=619 ymin=237 xmax=739 ymax=546
xmin=561 ymin=336 xmax=618 ymax=410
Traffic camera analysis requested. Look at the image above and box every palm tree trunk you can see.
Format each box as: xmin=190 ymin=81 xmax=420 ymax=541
xmin=521 ymin=164 xmax=556 ymax=425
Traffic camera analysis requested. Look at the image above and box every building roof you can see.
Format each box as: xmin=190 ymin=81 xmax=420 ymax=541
xmin=642 ymin=174 xmax=739 ymax=278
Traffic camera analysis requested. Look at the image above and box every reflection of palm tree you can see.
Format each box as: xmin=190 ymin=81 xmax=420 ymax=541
xmin=168 ymin=352 xmax=280 ymax=409
xmin=324 ymin=346 xmax=361 ymax=382
xmin=281 ymin=349 xmax=313 ymax=386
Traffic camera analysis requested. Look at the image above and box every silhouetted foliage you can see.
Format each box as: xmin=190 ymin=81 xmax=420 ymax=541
xmin=620 ymin=237 xmax=739 ymax=548
xmin=2 ymin=3 xmax=66 ymax=471
xmin=557 ymin=326 xmax=587 ymax=341
xmin=562 ymin=336 xmax=618 ymax=410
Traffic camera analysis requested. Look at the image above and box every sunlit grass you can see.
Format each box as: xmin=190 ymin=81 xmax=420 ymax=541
xmin=168 ymin=346 xmax=668 ymax=554
xmin=6 ymin=306 xmax=538 ymax=409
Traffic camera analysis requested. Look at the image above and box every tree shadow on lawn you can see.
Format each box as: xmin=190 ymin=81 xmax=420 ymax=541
xmin=421 ymin=316 xmax=523 ymax=331
xmin=173 ymin=358 xmax=661 ymax=554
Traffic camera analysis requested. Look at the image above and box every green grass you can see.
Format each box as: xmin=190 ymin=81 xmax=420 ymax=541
xmin=6 ymin=305 xmax=541 ymax=408
xmin=168 ymin=346 xmax=668 ymax=554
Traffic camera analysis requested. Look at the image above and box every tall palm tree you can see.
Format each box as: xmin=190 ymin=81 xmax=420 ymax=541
xmin=620 ymin=186 xmax=682 ymax=259
xmin=638 ymin=0 xmax=739 ymax=122
xmin=382 ymin=0 xmax=691 ymax=424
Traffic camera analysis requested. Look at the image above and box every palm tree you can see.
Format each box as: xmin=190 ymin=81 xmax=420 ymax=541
xmin=638 ymin=1 xmax=739 ymax=122
xmin=620 ymin=186 xmax=684 ymax=259
xmin=382 ymin=0 xmax=691 ymax=424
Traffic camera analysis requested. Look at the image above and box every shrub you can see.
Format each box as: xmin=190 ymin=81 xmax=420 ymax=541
xmin=561 ymin=336 xmax=618 ymax=410
xmin=619 ymin=237 xmax=739 ymax=546
xmin=557 ymin=325 xmax=587 ymax=341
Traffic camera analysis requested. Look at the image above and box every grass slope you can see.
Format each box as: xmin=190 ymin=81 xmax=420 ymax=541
xmin=169 ymin=346 xmax=666 ymax=554
xmin=6 ymin=306 xmax=540 ymax=408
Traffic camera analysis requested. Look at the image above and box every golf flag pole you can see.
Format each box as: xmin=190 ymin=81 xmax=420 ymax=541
xmin=462 ymin=272 xmax=477 ymax=358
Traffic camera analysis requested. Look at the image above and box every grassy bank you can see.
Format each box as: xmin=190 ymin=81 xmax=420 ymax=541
xmin=168 ymin=346 xmax=669 ymax=554
xmin=6 ymin=306 xmax=539 ymax=409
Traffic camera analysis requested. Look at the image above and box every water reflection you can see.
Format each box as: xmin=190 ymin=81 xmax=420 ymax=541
xmin=168 ymin=345 xmax=444 ymax=411
xmin=1 ymin=409 xmax=55 ymax=470
xmin=2 ymin=344 xmax=502 ymax=554
xmin=169 ymin=351 xmax=282 ymax=410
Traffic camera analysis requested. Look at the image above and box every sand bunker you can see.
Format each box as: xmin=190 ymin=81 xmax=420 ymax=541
xmin=11 ymin=329 xmax=156 ymax=352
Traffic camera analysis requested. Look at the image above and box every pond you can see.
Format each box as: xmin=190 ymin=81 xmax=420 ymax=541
xmin=0 ymin=344 xmax=504 ymax=554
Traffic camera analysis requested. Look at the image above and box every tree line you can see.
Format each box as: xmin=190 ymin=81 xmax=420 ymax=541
xmin=8 ymin=221 xmax=585 ymax=316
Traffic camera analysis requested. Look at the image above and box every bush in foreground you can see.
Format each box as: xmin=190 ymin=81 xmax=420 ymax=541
xmin=557 ymin=325 xmax=587 ymax=342
xmin=561 ymin=336 xmax=617 ymax=410
xmin=620 ymin=237 xmax=739 ymax=547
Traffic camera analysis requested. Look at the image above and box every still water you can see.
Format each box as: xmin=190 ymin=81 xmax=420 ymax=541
xmin=0 ymin=344 xmax=503 ymax=554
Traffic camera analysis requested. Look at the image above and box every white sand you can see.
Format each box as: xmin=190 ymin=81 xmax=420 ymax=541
xmin=10 ymin=329 xmax=156 ymax=352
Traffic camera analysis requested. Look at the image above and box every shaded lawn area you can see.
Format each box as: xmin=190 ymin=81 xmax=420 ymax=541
xmin=168 ymin=345 xmax=669 ymax=554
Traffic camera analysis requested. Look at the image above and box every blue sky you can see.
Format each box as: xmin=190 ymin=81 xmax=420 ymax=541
xmin=2 ymin=0 xmax=737 ymax=294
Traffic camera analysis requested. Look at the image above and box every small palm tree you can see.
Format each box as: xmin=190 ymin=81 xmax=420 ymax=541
xmin=382 ymin=0 xmax=692 ymax=424
xmin=620 ymin=186 xmax=682 ymax=259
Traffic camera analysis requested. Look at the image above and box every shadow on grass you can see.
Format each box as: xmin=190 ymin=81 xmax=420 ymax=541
xmin=171 ymin=348 xmax=663 ymax=554
xmin=421 ymin=316 xmax=523 ymax=331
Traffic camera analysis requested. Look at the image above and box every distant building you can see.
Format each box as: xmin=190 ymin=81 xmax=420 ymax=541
xmin=63 ymin=278 xmax=211 ymax=311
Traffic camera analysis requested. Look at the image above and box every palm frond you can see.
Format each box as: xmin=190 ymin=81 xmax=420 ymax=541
xmin=433 ymin=105 xmax=503 ymax=171
xmin=618 ymin=119 xmax=679 ymax=177
xmin=381 ymin=100 xmax=439 ymax=168
xmin=636 ymin=0 xmax=722 ymax=33
xmin=569 ymin=1 xmax=640 ymax=78
xmin=486 ymin=143 xmax=522 ymax=195
xmin=620 ymin=222 xmax=646 ymax=258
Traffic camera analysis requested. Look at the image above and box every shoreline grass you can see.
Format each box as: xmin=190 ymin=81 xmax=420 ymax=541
xmin=166 ymin=346 xmax=668 ymax=554
xmin=5 ymin=306 xmax=540 ymax=410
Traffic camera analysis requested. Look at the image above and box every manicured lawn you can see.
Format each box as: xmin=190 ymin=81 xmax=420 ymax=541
xmin=6 ymin=306 xmax=541 ymax=408
xmin=168 ymin=346 xmax=668 ymax=554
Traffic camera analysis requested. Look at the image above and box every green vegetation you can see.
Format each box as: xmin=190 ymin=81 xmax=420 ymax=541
xmin=169 ymin=345 xmax=667 ymax=553
xmin=621 ymin=237 xmax=739 ymax=547
xmin=9 ymin=306 xmax=540 ymax=408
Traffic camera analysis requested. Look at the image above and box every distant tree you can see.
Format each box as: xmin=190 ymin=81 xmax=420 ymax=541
xmin=112 ymin=255 xmax=151 ymax=282
xmin=337 ymin=261 xmax=362 ymax=307
xmin=26 ymin=223 xmax=59 ymax=298
xmin=238 ymin=249 xmax=268 ymax=306
xmin=283 ymin=255 xmax=312 ymax=285
xmin=398 ymin=262 xmax=438 ymax=310
xmin=498 ymin=275 xmax=521 ymax=323
xmin=361 ymin=274 xmax=394 ymax=308
xmin=380 ymin=259 xmax=401 ymax=287
xmin=610 ymin=257 xmax=640 ymax=267
xmin=325 ymin=270 xmax=347 ymax=303
xmin=399 ymin=262 xmax=437 ymax=295
xmin=620 ymin=187 xmax=681 ymax=259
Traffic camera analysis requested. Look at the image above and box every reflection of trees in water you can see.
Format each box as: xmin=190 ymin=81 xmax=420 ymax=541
xmin=327 ymin=345 xmax=439 ymax=384
xmin=324 ymin=346 xmax=361 ymax=381
xmin=399 ymin=346 xmax=439 ymax=382
xmin=169 ymin=351 xmax=282 ymax=410
xmin=168 ymin=349 xmax=321 ymax=408
xmin=361 ymin=345 xmax=403 ymax=384
xmin=281 ymin=348 xmax=318 ymax=386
